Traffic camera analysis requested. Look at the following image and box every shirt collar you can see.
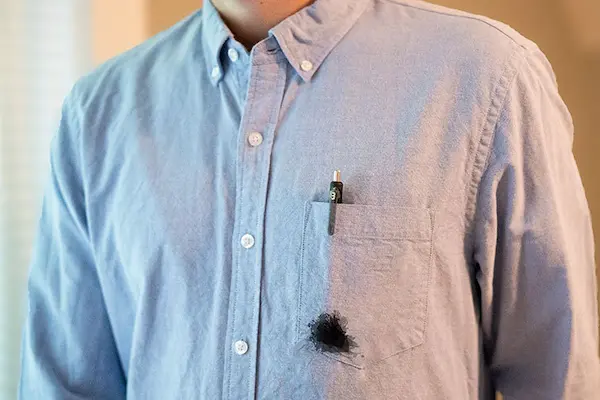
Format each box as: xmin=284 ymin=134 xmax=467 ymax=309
xmin=201 ymin=0 xmax=231 ymax=85
xmin=201 ymin=0 xmax=372 ymax=86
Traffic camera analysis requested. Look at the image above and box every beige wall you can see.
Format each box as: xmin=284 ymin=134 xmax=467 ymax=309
xmin=148 ymin=0 xmax=201 ymax=36
xmin=91 ymin=0 xmax=148 ymax=64
xmin=559 ymin=0 xmax=600 ymax=53
xmin=92 ymin=0 xmax=200 ymax=64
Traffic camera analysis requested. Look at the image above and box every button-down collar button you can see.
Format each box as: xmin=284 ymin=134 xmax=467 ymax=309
xmin=228 ymin=48 xmax=239 ymax=62
xmin=300 ymin=60 xmax=313 ymax=72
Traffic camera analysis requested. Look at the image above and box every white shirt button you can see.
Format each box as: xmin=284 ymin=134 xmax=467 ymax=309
xmin=300 ymin=60 xmax=313 ymax=72
xmin=211 ymin=66 xmax=220 ymax=79
xmin=234 ymin=340 xmax=248 ymax=355
xmin=248 ymin=132 xmax=263 ymax=147
xmin=228 ymin=48 xmax=239 ymax=62
xmin=241 ymin=234 xmax=255 ymax=249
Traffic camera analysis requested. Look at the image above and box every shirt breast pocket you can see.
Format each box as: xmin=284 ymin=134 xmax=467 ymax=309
xmin=296 ymin=201 xmax=433 ymax=369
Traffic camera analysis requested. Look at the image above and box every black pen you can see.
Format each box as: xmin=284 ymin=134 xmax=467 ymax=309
xmin=328 ymin=170 xmax=343 ymax=235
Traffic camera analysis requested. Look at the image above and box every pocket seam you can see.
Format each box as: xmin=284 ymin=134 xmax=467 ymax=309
xmin=419 ymin=209 xmax=435 ymax=351
xmin=333 ymin=234 xmax=431 ymax=240
xmin=322 ymin=202 xmax=431 ymax=239
xmin=368 ymin=212 xmax=434 ymax=366
xmin=296 ymin=201 xmax=311 ymax=341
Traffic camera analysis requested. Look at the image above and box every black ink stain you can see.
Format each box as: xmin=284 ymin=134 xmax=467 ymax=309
xmin=308 ymin=311 xmax=357 ymax=354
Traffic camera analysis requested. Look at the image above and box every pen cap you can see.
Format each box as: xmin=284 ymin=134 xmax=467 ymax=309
xmin=333 ymin=170 xmax=341 ymax=182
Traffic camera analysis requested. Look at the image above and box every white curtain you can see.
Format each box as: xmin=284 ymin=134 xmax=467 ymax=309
xmin=0 ymin=1 xmax=92 ymax=398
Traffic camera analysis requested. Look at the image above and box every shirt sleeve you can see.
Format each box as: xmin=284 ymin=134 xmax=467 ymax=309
xmin=472 ymin=45 xmax=600 ymax=399
xmin=18 ymin=89 xmax=126 ymax=399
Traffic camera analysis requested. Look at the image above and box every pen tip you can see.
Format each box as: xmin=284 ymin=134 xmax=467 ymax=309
xmin=333 ymin=170 xmax=341 ymax=182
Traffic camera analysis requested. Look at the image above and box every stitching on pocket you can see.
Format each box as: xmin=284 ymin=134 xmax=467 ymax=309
xmin=296 ymin=201 xmax=311 ymax=340
xmin=368 ymin=215 xmax=434 ymax=366
xmin=334 ymin=234 xmax=431 ymax=240
xmin=322 ymin=351 xmax=364 ymax=370
xmin=420 ymin=209 xmax=435 ymax=346
xmin=335 ymin=204 xmax=430 ymax=239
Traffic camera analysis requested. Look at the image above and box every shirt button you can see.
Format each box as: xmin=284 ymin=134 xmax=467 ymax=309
xmin=228 ymin=48 xmax=239 ymax=62
xmin=300 ymin=60 xmax=313 ymax=72
xmin=211 ymin=65 xmax=220 ymax=79
xmin=234 ymin=340 xmax=248 ymax=355
xmin=241 ymin=234 xmax=255 ymax=249
xmin=248 ymin=131 xmax=263 ymax=147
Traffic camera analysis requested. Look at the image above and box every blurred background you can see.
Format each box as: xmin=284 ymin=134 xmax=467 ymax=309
xmin=0 ymin=0 xmax=598 ymax=398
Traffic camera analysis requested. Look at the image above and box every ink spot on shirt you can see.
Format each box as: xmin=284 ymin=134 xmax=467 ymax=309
xmin=308 ymin=310 xmax=357 ymax=354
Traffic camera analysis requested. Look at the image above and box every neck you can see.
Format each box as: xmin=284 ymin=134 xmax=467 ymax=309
xmin=210 ymin=0 xmax=316 ymax=51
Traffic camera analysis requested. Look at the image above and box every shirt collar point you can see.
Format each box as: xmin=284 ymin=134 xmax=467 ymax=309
xmin=299 ymin=70 xmax=314 ymax=83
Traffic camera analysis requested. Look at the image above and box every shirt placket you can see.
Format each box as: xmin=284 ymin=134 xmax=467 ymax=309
xmin=223 ymin=37 xmax=287 ymax=400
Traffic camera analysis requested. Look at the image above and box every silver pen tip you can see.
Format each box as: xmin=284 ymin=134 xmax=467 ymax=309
xmin=333 ymin=170 xmax=341 ymax=182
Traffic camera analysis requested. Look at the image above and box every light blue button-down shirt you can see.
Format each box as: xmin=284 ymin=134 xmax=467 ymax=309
xmin=19 ymin=0 xmax=600 ymax=398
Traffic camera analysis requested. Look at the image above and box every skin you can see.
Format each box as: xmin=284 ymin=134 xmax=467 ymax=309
xmin=211 ymin=0 xmax=317 ymax=51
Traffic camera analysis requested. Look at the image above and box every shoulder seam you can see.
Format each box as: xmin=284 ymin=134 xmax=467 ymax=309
xmin=463 ymin=46 xmax=528 ymax=239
